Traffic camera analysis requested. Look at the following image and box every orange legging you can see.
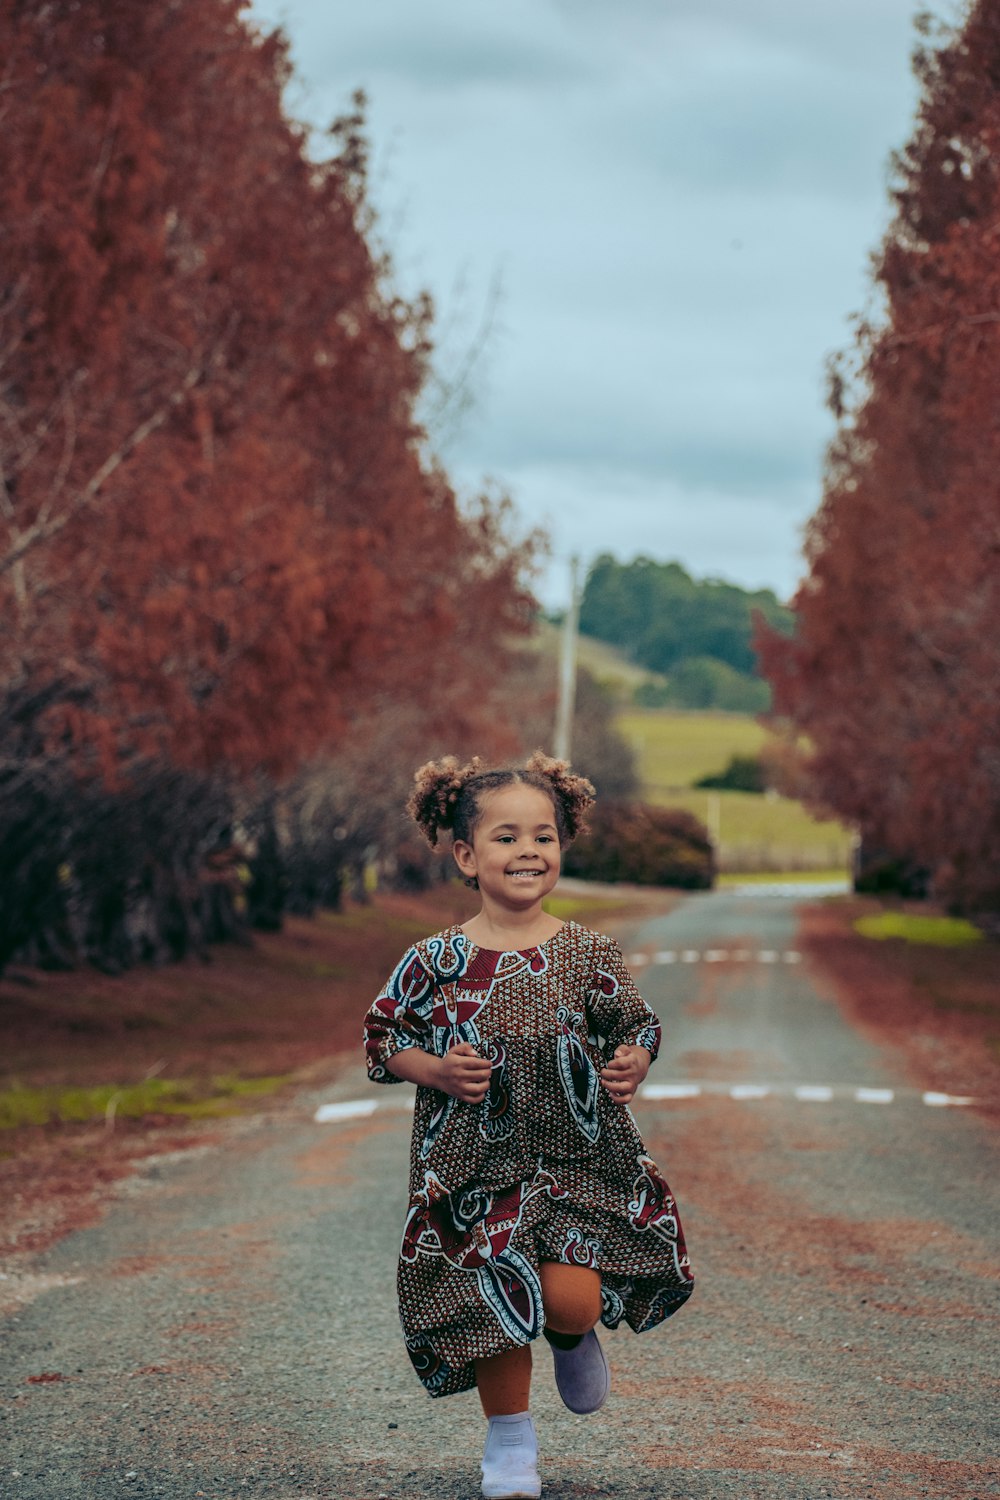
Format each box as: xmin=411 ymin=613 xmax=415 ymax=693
xmin=474 ymin=1262 xmax=603 ymax=1417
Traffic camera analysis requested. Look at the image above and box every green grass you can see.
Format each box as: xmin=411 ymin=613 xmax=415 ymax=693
xmin=542 ymin=894 xmax=631 ymax=921
xmin=717 ymin=869 xmax=849 ymax=887
xmin=617 ymin=708 xmax=768 ymax=789
xmin=853 ymin=913 xmax=984 ymax=947
xmin=615 ymin=709 xmax=852 ymax=874
xmin=534 ymin=623 xmax=667 ymax=694
xmin=0 ymin=1072 xmax=292 ymax=1132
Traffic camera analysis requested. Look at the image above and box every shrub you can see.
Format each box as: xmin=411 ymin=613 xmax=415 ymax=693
xmin=695 ymin=754 xmax=767 ymax=793
xmin=562 ymin=801 xmax=715 ymax=889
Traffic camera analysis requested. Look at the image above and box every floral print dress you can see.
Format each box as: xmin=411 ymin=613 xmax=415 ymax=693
xmin=362 ymin=920 xmax=694 ymax=1397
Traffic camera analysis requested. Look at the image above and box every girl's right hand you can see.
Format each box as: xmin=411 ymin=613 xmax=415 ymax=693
xmin=437 ymin=1041 xmax=492 ymax=1103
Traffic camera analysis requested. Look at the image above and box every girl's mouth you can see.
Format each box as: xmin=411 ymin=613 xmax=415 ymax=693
xmin=507 ymin=869 xmax=543 ymax=879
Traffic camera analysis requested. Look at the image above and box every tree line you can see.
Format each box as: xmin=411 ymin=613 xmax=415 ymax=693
xmin=0 ymin=0 xmax=568 ymax=972
xmin=578 ymin=555 xmax=792 ymax=712
xmin=758 ymin=1 xmax=1000 ymax=919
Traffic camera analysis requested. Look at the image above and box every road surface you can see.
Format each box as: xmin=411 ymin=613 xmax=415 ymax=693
xmin=3 ymin=890 xmax=998 ymax=1499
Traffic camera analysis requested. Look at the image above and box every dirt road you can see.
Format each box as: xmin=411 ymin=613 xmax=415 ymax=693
xmin=3 ymin=890 xmax=998 ymax=1498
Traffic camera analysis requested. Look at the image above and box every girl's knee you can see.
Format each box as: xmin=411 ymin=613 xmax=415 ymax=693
xmin=539 ymin=1261 xmax=603 ymax=1335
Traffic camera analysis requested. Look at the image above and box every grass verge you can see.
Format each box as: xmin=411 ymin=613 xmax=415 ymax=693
xmin=853 ymin=912 xmax=984 ymax=947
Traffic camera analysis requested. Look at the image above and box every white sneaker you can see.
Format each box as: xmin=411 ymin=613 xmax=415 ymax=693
xmin=480 ymin=1412 xmax=541 ymax=1499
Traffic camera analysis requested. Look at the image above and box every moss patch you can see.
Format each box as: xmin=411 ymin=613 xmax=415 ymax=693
xmin=0 ymin=1073 xmax=291 ymax=1132
xmin=853 ymin=912 xmax=984 ymax=947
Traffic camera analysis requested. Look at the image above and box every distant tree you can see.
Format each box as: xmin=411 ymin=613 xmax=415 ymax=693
xmin=580 ymin=555 xmax=791 ymax=683
xmin=757 ymin=3 xmax=1000 ymax=914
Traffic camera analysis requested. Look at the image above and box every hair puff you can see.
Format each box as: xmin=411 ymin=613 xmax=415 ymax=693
xmin=407 ymin=755 xmax=484 ymax=848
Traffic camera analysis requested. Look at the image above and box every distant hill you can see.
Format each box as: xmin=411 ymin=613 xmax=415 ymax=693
xmin=577 ymin=554 xmax=794 ymax=712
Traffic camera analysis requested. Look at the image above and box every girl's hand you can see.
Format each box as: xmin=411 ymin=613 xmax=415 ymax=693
xmin=600 ymin=1044 xmax=651 ymax=1105
xmin=437 ymin=1041 xmax=492 ymax=1103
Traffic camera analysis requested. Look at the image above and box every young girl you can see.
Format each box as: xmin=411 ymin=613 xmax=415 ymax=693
xmin=363 ymin=752 xmax=694 ymax=1499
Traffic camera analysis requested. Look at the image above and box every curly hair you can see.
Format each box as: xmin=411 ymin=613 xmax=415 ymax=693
xmin=407 ymin=750 xmax=595 ymax=850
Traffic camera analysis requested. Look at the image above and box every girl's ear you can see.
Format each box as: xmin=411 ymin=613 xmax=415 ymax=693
xmin=452 ymin=839 xmax=477 ymax=881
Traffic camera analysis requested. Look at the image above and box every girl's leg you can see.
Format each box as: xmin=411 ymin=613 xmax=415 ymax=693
xmin=474 ymin=1343 xmax=532 ymax=1417
xmin=475 ymin=1346 xmax=540 ymax=1499
xmin=538 ymin=1261 xmax=609 ymax=1415
xmin=539 ymin=1261 xmax=603 ymax=1336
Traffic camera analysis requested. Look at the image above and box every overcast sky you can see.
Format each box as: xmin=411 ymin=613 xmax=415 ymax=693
xmin=248 ymin=0 xmax=928 ymax=608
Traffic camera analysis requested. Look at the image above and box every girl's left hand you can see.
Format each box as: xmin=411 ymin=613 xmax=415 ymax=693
xmin=600 ymin=1044 xmax=652 ymax=1105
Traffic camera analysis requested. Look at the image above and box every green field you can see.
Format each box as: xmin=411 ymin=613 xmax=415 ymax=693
xmin=618 ymin=708 xmax=767 ymax=789
xmin=616 ymin=708 xmax=852 ymax=875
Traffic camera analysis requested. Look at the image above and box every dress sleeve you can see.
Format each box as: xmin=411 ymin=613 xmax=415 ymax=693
xmin=586 ymin=937 xmax=662 ymax=1062
xmin=362 ymin=945 xmax=435 ymax=1084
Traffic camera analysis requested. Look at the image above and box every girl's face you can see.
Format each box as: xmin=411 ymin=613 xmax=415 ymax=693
xmin=453 ymin=783 xmax=561 ymax=911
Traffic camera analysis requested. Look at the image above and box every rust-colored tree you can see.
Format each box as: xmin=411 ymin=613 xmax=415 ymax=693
xmin=758 ymin=2 xmax=1000 ymax=915
xmin=0 ymin=1 xmax=537 ymax=967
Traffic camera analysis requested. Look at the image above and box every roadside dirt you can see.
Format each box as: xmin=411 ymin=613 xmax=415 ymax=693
xmin=798 ymin=895 xmax=1000 ymax=1117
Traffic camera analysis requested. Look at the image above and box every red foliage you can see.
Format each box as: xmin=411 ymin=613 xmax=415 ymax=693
xmin=0 ymin=2 xmax=537 ymax=780
xmin=757 ymin=3 xmax=1000 ymax=914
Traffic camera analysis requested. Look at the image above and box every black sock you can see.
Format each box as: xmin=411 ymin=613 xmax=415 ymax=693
xmin=543 ymin=1327 xmax=584 ymax=1350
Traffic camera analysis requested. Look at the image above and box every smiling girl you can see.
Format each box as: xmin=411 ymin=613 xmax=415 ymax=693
xmin=362 ymin=752 xmax=694 ymax=1499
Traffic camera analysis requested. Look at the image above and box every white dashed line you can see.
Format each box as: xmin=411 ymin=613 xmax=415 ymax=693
xmin=314 ymin=1100 xmax=377 ymax=1123
xmin=636 ymin=1083 xmax=703 ymax=1100
xmin=628 ymin=949 xmax=805 ymax=967
xmin=314 ymin=1083 xmax=979 ymax=1124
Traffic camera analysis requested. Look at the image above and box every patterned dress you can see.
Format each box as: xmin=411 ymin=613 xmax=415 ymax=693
xmin=362 ymin=920 xmax=694 ymax=1398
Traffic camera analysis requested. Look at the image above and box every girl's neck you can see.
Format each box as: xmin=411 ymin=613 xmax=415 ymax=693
xmin=461 ymin=901 xmax=564 ymax=953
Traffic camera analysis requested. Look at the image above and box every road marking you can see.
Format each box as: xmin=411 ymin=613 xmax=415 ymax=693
xmin=313 ymin=1100 xmax=377 ymax=1123
xmin=630 ymin=949 xmax=805 ymax=967
xmin=313 ymin=1084 xmax=979 ymax=1122
xmin=641 ymin=1082 xmax=703 ymax=1100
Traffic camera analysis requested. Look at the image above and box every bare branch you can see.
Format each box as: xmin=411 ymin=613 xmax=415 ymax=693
xmin=0 ymin=361 xmax=203 ymax=577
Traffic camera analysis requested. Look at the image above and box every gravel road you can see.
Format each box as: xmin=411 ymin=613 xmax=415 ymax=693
xmin=2 ymin=890 xmax=998 ymax=1500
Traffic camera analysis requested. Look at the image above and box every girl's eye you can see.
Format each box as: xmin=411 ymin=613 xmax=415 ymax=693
xmin=537 ymin=835 xmax=555 ymax=844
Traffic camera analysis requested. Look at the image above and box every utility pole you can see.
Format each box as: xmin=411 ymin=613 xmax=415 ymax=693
xmin=553 ymin=554 xmax=581 ymax=762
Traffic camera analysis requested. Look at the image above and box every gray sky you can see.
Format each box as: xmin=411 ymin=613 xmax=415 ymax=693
xmin=248 ymin=0 xmax=927 ymax=608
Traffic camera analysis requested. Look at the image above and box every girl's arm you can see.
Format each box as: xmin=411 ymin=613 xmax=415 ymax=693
xmin=362 ymin=945 xmax=490 ymax=1101
xmin=385 ymin=1041 xmax=491 ymax=1103
xmin=588 ymin=937 xmax=662 ymax=1105
xmin=600 ymin=1044 xmax=652 ymax=1104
